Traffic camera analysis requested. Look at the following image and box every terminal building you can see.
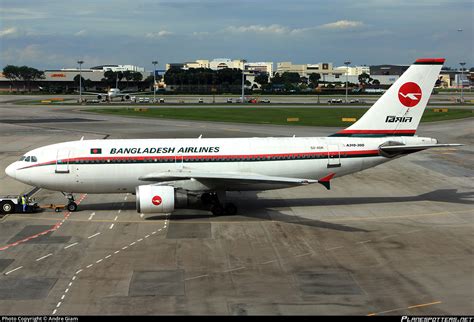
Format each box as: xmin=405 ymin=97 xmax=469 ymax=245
xmin=165 ymin=59 xmax=273 ymax=74
xmin=0 ymin=64 xmax=148 ymax=92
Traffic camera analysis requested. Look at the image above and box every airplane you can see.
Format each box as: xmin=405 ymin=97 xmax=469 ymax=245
xmin=82 ymin=87 xmax=151 ymax=102
xmin=3 ymin=58 xmax=462 ymax=216
xmin=81 ymin=74 xmax=153 ymax=101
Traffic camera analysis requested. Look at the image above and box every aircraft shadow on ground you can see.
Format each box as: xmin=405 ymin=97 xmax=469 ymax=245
xmin=79 ymin=189 xmax=473 ymax=233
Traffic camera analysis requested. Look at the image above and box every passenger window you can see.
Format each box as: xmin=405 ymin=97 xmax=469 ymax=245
xmin=25 ymin=156 xmax=31 ymax=162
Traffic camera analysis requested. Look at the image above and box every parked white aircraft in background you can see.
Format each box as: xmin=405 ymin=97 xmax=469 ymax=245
xmin=4 ymin=58 xmax=461 ymax=216
xmin=83 ymin=88 xmax=149 ymax=102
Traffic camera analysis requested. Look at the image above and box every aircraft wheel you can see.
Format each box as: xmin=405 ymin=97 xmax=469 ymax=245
xmin=210 ymin=204 xmax=224 ymax=216
xmin=0 ymin=201 xmax=15 ymax=214
xmin=224 ymin=203 xmax=237 ymax=216
xmin=201 ymin=193 xmax=213 ymax=206
xmin=67 ymin=202 xmax=78 ymax=212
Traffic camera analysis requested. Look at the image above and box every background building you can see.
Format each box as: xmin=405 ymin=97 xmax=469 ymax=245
xmin=370 ymin=64 xmax=409 ymax=76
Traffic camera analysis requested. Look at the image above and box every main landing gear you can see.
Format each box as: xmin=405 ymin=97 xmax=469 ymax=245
xmin=62 ymin=193 xmax=78 ymax=212
xmin=201 ymin=192 xmax=237 ymax=216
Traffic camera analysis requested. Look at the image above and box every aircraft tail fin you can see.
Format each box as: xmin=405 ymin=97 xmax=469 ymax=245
xmin=332 ymin=58 xmax=445 ymax=137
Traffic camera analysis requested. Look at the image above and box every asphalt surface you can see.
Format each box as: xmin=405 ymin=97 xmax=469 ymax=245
xmin=0 ymin=95 xmax=472 ymax=315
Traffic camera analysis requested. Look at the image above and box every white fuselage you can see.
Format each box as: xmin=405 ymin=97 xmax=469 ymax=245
xmin=5 ymin=136 xmax=436 ymax=194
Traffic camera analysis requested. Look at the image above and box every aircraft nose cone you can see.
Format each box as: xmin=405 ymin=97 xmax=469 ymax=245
xmin=5 ymin=163 xmax=16 ymax=179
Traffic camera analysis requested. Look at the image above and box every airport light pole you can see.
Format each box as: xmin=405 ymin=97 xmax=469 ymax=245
xmin=459 ymin=62 xmax=466 ymax=103
xmin=344 ymin=61 xmax=351 ymax=103
xmin=152 ymin=61 xmax=158 ymax=103
xmin=77 ymin=60 xmax=84 ymax=103
xmin=241 ymin=59 xmax=246 ymax=103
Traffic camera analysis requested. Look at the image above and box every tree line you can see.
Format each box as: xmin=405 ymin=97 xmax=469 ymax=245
xmin=3 ymin=65 xmax=45 ymax=91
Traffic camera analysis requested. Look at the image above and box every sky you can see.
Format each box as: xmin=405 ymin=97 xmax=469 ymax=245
xmin=0 ymin=0 xmax=473 ymax=71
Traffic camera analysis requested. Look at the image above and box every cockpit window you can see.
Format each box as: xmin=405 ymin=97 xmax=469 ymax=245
xmin=25 ymin=156 xmax=31 ymax=162
xmin=19 ymin=156 xmax=26 ymax=161
xmin=31 ymin=156 xmax=38 ymax=162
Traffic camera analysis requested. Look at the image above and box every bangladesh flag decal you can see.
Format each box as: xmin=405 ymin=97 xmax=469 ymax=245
xmin=91 ymin=148 xmax=102 ymax=154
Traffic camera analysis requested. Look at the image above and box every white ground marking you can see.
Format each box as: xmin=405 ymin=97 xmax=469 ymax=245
xmin=52 ymin=215 xmax=169 ymax=315
xmin=185 ymin=274 xmax=209 ymax=281
xmin=109 ymin=224 xmax=114 ymax=229
xmin=260 ymin=260 xmax=277 ymax=265
xmin=64 ymin=242 xmax=78 ymax=249
xmin=88 ymin=212 xmax=96 ymax=221
xmin=224 ymin=267 xmax=245 ymax=273
xmin=88 ymin=232 xmax=101 ymax=239
xmin=36 ymin=253 xmax=53 ymax=261
xmin=325 ymin=246 xmax=344 ymax=251
xmin=357 ymin=240 xmax=371 ymax=244
xmin=380 ymin=235 xmax=398 ymax=240
xmin=295 ymin=252 xmax=311 ymax=257
xmin=117 ymin=210 xmax=121 ymax=214
xmin=5 ymin=266 xmax=23 ymax=275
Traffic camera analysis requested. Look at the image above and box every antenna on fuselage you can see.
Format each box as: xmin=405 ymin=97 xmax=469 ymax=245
xmin=80 ymin=136 xmax=84 ymax=141
xmin=198 ymin=134 xmax=202 ymax=139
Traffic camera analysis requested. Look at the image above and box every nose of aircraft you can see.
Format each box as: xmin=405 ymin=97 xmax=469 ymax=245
xmin=5 ymin=162 xmax=17 ymax=179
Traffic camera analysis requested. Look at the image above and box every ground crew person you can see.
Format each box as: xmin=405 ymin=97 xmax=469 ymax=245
xmin=21 ymin=195 xmax=27 ymax=213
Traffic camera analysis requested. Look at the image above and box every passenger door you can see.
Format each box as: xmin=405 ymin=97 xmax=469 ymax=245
xmin=55 ymin=149 xmax=71 ymax=173
xmin=327 ymin=144 xmax=341 ymax=168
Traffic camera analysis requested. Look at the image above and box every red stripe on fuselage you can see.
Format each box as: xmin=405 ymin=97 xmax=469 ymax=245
xmin=17 ymin=149 xmax=381 ymax=170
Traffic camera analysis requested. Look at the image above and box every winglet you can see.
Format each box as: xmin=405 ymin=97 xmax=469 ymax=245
xmin=318 ymin=172 xmax=336 ymax=190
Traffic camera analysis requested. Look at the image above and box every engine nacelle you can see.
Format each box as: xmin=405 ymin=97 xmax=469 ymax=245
xmin=124 ymin=94 xmax=130 ymax=100
xmin=136 ymin=185 xmax=175 ymax=213
xmin=97 ymin=94 xmax=103 ymax=100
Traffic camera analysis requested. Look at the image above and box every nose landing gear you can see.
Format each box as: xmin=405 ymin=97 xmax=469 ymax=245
xmin=62 ymin=193 xmax=78 ymax=212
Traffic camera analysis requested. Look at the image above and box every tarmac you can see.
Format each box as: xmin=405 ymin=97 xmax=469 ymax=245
xmin=0 ymin=95 xmax=472 ymax=315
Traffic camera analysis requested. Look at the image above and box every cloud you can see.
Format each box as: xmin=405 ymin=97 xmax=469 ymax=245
xmin=145 ymin=30 xmax=174 ymax=38
xmin=0 ymin=27 xmax=18 ymax=37
xmin=74 ymin=29 xmax=87 ymax=36
xmin=225 ymin=24 xmax=290 ymax=35
xmin=319 ymin=20 xmax=364 ymax=30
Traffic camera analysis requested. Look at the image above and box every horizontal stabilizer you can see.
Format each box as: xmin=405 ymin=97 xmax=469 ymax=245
xmin=380 ymin=143 xmax=463 ymax=152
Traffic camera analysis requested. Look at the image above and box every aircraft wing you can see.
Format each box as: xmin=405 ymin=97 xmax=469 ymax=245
xmin=138 ymin=170 xmax=319 ymax=190
xmin=80 ymin=91 xmax=106 ymax=95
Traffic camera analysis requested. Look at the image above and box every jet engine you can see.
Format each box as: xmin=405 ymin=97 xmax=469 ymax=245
xmin=136 ymin=185 xmax=195 ymax=214
xmin=97 ymin=94 xmax=103 ymax=100
xmin=124 ymin=94 xmax=130 ymax=100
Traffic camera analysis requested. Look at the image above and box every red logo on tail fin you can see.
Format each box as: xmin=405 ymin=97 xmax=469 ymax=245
xmin=398 ymin=82 xmax=422 ymax=108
